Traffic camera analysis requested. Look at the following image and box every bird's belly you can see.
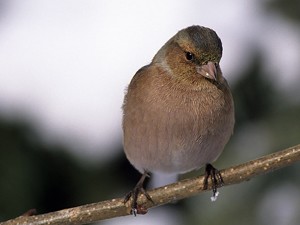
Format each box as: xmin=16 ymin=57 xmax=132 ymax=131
xmin=124 ymin=111 xmax=231 ymax=174
xmin=123 ymin=79 xmax=234 ymax=174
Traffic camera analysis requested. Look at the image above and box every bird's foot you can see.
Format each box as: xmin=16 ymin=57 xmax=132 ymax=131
xmin=124 ymin=171 xmax=154 ymax=216
xmin=203 ymin=164 xmax=224 ymax=201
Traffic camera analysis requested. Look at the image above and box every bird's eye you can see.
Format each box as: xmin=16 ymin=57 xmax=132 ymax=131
xmin=185 ymin=52 xmax=194 ymax=61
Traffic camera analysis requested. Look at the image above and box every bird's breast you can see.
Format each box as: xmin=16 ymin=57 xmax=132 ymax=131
xmin=123 ymin=69 xmax=234 ymax=174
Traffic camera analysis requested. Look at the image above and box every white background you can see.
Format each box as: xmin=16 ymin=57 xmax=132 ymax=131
xmin=1 ymin=0 xmax=299 ymax=161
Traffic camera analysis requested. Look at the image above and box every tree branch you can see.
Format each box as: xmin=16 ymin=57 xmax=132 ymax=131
xmin=2 ymin=144 xmax=300 ymax=225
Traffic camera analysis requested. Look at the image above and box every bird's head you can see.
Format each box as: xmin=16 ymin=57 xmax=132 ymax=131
xmin=153 ymin=25 xmax=223 ymax=86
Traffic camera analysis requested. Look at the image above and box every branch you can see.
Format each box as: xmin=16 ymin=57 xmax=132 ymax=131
xmin=2 ymin=144 xmax=300 ymax=225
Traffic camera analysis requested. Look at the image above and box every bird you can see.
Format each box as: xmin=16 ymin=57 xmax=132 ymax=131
xmin=122 ymin=25 xmax=235 ymax=215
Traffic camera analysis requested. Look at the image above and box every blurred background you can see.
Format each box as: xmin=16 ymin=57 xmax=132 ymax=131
xmin=0 ymin=0 xmax=300 ymax=224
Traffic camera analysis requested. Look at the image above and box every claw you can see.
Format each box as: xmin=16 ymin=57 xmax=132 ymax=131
xmin=124 ymin=171 xmax=154 ymax=215
xmin=203 ymin=164 xmax=224 ymax=200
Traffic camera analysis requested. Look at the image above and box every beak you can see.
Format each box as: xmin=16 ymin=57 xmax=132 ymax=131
xmin=196 ymin=61 xmax=217 ymax=81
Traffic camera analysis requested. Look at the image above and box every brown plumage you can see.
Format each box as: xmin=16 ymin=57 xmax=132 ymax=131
xmin=122 ymin=25 xmax=235 ymax=214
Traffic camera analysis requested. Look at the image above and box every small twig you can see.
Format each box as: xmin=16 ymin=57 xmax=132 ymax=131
xmin=1 ymin=144 xmax=300 ymax=225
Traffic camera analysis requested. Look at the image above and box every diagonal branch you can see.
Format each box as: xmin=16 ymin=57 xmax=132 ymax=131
xmin=2 ymin=144 xmax=300 ymax=225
